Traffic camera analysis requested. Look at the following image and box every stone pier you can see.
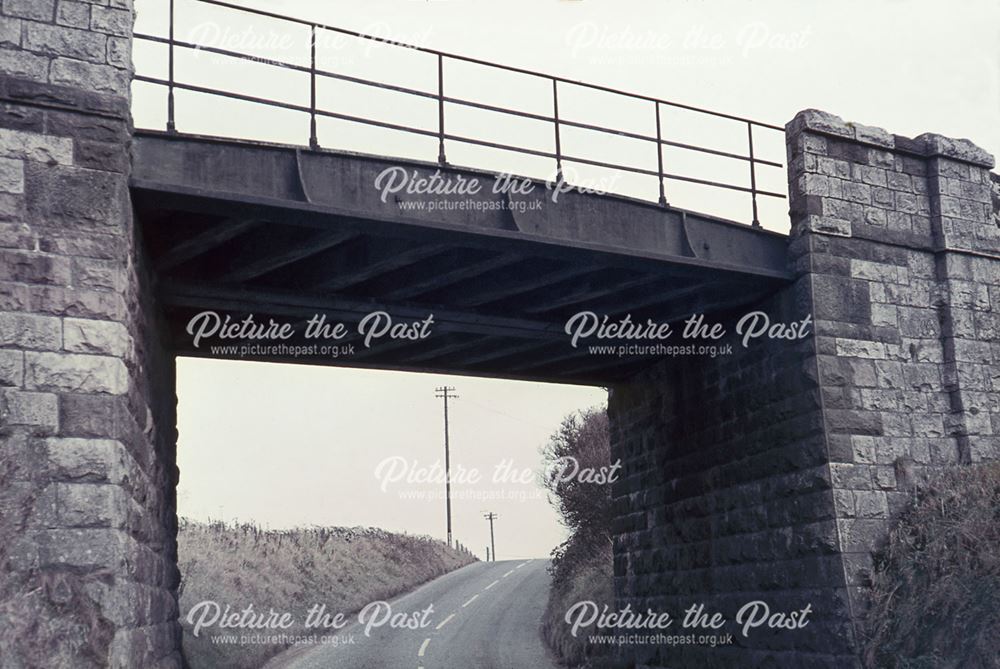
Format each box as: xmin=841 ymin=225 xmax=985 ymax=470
xmin=609 ymin=110 xmax=998 ymax=668
xmin=0 ymin=1 xmax=182 ymax=667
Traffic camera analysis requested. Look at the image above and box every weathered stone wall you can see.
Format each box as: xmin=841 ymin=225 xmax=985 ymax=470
xmin=608 ymin=111 xmax=998 ymax=668
xmin=609 ymin=292 xmax=858 ymax=669
xmin=785 ymin=109 xmax=999 ymax=627
xmin=0 ymin=1 xmax=182 ymax=667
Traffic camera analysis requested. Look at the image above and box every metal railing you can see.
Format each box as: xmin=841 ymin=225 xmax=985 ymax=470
xmin=134 ymin=0 xmax=787 ymax=226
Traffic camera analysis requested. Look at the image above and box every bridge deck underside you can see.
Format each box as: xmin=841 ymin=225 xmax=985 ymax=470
xmin=132 ymin=132 xmax=791 ymax=385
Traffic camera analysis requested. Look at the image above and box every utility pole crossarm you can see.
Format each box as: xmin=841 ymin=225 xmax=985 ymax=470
xmin=483 ymin=512 xmax=498 ymax=562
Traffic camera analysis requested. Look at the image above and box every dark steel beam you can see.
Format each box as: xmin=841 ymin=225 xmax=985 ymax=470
xmin=520 ymin=274 xmax=659 ymax=315
xmin=348 ymin=334 xmax=440 ymax=362
xmin=382 ymin=252 xmax=522 ymax=301
xmin=170 ymin=340 xmax=614 ymax=387
xmin=508 ymin=287 xmax=773 ymax=375
xmin=159 ymin=280 xmax=567 ymax=342
xmin=452 ymin=265 xmax=598 ymax=309
xmin=581 ymin=281 xmax=708 ymax=319
xmin=460 ymin=339 xmax=553 ymax=367
xmin=316 ymin=243 xmax=450 ymax=292
xmin=218 ymin=229 xmax=357 ymax=283
xmin=405 ymin=336 xmax=487 ymax=364
xmin=155 ymin=216 xmax=260 ymax=272
xmin=132 ymin=180 xmax=784 ymax=286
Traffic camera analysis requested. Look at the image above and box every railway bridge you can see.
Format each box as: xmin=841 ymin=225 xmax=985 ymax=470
xmin=0 ymin=1 xmax=997 ymax=667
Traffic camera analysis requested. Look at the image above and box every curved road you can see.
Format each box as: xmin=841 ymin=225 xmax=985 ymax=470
xmin=266 ymin=559 xmax=559 ymax=669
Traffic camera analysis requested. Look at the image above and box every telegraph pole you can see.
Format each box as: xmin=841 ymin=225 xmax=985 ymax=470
xmin=435 ymin=386 xmax=458 ymax=547
xmin=483 ymin=512 xmax=498 ymax=561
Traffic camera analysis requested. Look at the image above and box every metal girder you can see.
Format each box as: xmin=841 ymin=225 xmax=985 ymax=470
xmin=154 ymin=217 xmax=261 ymax=271
xmin=216 ymin=229 xmax=357 ymax=283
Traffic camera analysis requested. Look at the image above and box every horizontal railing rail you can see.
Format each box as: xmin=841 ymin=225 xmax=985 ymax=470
xmin=134 ymin=0 xmax=787 ymax=226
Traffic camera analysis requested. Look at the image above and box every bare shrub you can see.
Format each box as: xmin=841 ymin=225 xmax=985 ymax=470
xmin=540 ymin=407 xmax=616 ymax=668
xmin=541 ymin=408 xmax=612 ymax=543
xmin=863 ymin=462 xmax=1000 ymax=669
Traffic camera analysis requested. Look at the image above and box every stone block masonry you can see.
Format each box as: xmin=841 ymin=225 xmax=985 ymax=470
xmin=0 ymin=0 xmax=183 ymax=667
xmin=610 ymin=293 xmax=860 ymax=669
xmin=785 ymin=109 xmax=999 ymax=640
xmin=608 ymin=111 xmax=998 ymax=668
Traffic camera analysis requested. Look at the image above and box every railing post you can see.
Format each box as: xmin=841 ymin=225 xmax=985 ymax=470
xmin=655 ymin=101 xmax=667 ymax=206
xmin=166 ymin=0 xmax=175 ymax=132
xmin=747 ymin=121 xmax=760 ymax=227
xmin=552 ymin=79 xmax=564 ymax=183
xmin=437 ymin=53 xmax=446 ymax=165
xmin=309 ymin=24 xmax=319 ymax=150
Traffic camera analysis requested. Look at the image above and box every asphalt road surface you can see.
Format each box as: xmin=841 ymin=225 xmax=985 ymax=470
xmin=266 ymin=559 xmax=560 ymax=669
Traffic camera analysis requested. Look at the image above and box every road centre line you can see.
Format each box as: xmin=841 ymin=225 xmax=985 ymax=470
xmin=418 ymin=638 xmax=430 ymax=657
xmin=435 ymin=614 xmax=456 ymax=630
xmin=503 ymin=569 xmax=514 ymax=578
xmin=484 ymin=579 xmax=500 ymax=590
xmin=462 ymin=594 xmax=479 ymax=607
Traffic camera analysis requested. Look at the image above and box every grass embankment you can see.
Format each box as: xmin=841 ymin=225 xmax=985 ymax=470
xmin=178 ymin=520 xmax=475 ymax=669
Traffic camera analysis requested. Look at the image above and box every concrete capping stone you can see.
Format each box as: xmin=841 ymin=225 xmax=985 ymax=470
xmin=787 ymin=109 xmax=995 ymax=168
xmin=852 ymin=122 xmax=894 ymax=149
xmin=916 ymin=133 xmax=995 ymax=169
xmin=893 ymin=135 xmax=926 ymax=155
xmin=786 ymin=109 xmax=894 ymax=149
xmin=787 ymin=109 xmax=854 ymax=139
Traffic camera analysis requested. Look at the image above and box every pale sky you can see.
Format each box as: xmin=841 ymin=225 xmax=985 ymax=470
xmin=142 ymin=0 xmax=1000 ymax=560
xmin=176 ymin=359 xmax=607 ymax=559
